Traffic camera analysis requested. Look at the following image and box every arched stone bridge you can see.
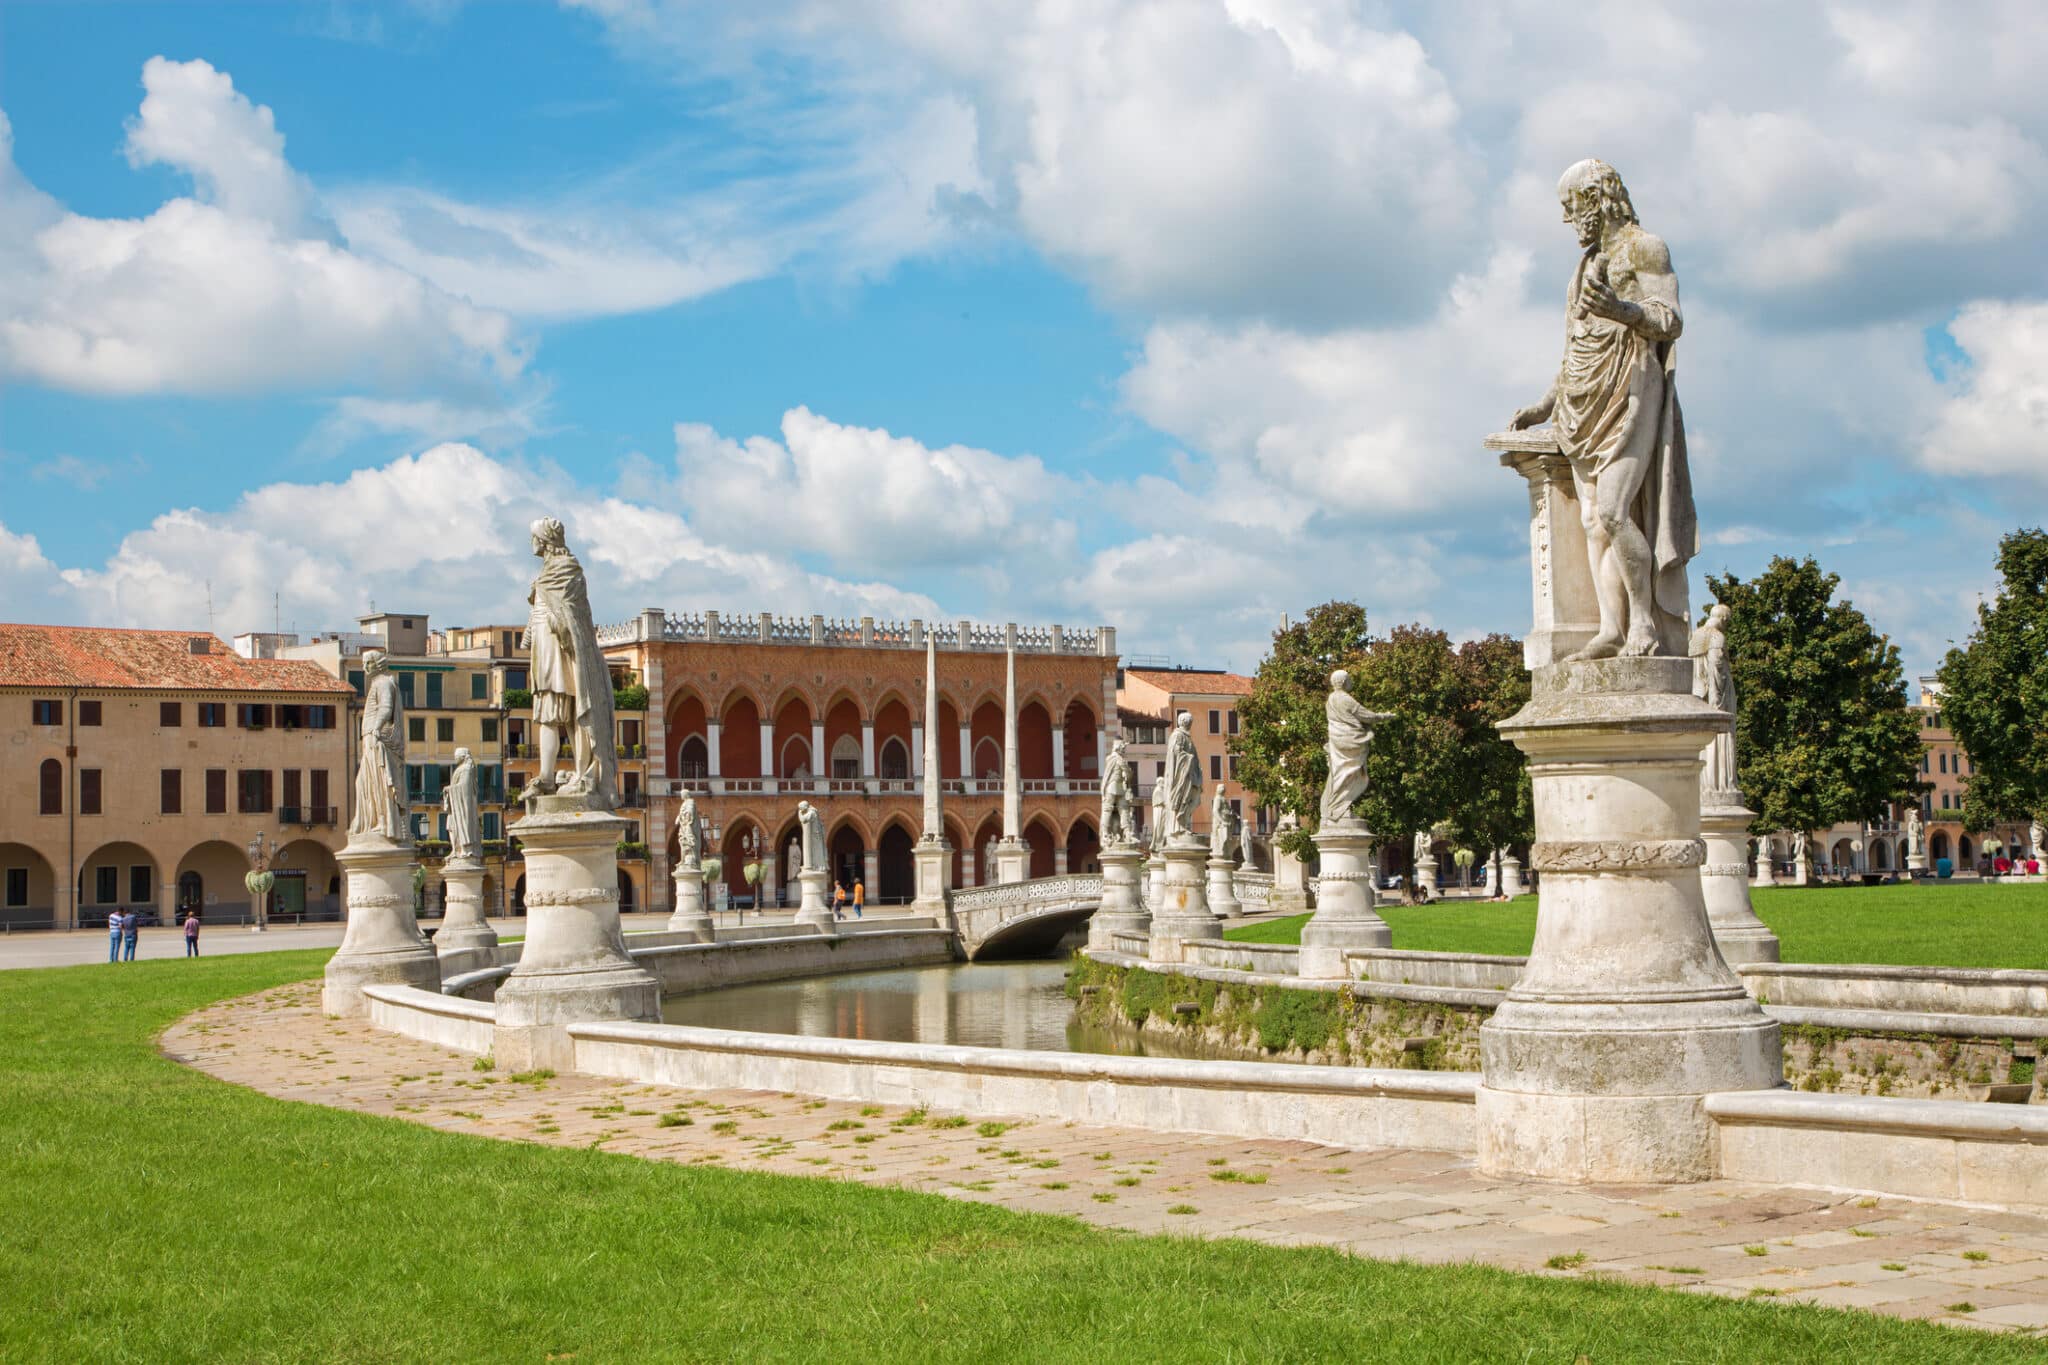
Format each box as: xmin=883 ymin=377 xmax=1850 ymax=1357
xmin=949 ymin=874 xmax=1103 ymax=960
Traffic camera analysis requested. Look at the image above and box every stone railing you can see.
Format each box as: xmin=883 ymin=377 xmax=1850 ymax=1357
xmin=1235 ymin=870 xmax=1271 ymax=911
xmin=623 ymin=612 xmax=1114 ymax=656
xmin=949 ymin=874 xmax=1104 ymax=914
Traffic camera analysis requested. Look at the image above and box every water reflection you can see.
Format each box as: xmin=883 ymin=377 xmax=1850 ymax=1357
xmin=661 ymin=960 xmax=1176 ymax=1057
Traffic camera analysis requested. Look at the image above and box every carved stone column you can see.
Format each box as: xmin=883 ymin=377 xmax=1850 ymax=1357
xmin=1087 ymin=845 xmax=1149 ymax=950
xmin=1701 ymin=787 xmax=1780 ymax=965
xmin=794 ymin=867 xmax=836 ymax=930
xmin=668 ymin=858 xmax=714 ymax=942
xmin=1270 ymin=837 xmax=1309 ymax=914
xmin=1205 ymin=855 xmax=1242 ymax=918
xmin=1298 ymin=821 xmax=1389 ymax=978
xmin=435 ymin=855 xmax=498 ymax=976
xmin=1147 ymin=837 xmax=1219 ymax=962
xmin=493 ymin=798 xmax=659 ymax=1070
xmin=1490 ymin=431 xmax=1601 ymax=669
xmin=324 ymin=838 xmax=439 ymax=1016
xmin=1477 ymin=658 xmax=1781 ymax=1183
xmin=1500 ymin=853 xmax=1527 ymax=898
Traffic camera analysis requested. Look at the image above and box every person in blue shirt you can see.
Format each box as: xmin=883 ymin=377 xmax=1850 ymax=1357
xmin=122 ymin=909 xmax=140 ymax=962
xmin=107 ymin=909 xmax=125 ymax=963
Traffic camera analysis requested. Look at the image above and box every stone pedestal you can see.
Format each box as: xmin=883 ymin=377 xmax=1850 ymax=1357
xmin=1700 ymin=800 xmax=1780 ymax=965
xmin=1206 ymin=855 xmax=1242 ymax=918
xmin=1299 ymin=820 xmax=1390 ymax=979
xmin=1751 ymin=844 xmax=1775 ymax=888
xmin=1147 ymin=838 xmax=1220 ymax=962
xmin=1271 ymin=841 xmax=1309 ymax=914
xmin=1791 ymin=854 xmax=1810 ymax=886
xmin=1088 ymin=844 xmax=1150 ymax=950
xmin=1477 ymin=658 xmax=1781 ymax=1185
xmin=912 ymin=835 xmax=954 ymax=926
xmin=1481 ymin=856 xmax=1500 ymax=897
xmin=668 ymin=861 xmax=715 ymax=942
xmin=994 ymin=837 xmax=1031 ymax=885
xmin=1145 ymin=851 xmax=1165 ymax=911
xmin=324 ymin=838 xmax=439 ymax=1017
xmin=435 ymin=857 xmax=499 ymax=975
xmin=1492 ymin=432 xmax=1602 ymax=669
xmin=1906 ymin=848 xmax=1928 ymax=876
xmin=1501 ymin=854 xmax=1527 ymax=898
xmin=493 ymin=799 xmax=660 ymax=1071
xmin=1415 ymin=855 xmax=1439 ymax=898
xmin=793 ymin=867 xmax=836 ymax=930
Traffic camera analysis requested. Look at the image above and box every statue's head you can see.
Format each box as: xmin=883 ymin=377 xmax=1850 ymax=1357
xmin=530 ymin=516 xmax=567 ymax=556
xmin=1330 ymin=668 xmax=1349 ymax=690
xmin=1558 ymin=159 xmax=1636 ymax=249
xmin=1175 ymin=710 xmax=1192 ymax=732
xmin=453 ymin=746 xmax=471 ymax=766
xmin=363 ymin=650 xmax=388 ymax=677
xmin=1708 ymin=603 xmax=1731 ymax=629
xmin=1110 ymin=737 xmax=1126 ymax=758
xmin=797 ymin=799 xmax=812 ymax=817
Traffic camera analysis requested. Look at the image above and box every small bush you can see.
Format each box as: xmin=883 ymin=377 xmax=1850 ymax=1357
xmin=657 ymin=1113 xmax=692 ymax=1128
xmin=1545 ymin=1252 xmax=1587 ymax=1271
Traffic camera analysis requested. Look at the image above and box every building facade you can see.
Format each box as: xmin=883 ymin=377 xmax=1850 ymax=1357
xmin=595 ymin=610 xmax=1119 ymax=909
xmin=0 ymin=625 xmax=353 ymax=928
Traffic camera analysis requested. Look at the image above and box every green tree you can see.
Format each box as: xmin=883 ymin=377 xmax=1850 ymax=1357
xmin=1706 ymin=557 xmax=1922 ymax=836
xmin=1232 ymin=602 xmax=1372 ymax=851
xmin=1935 ymin=528 xmax=2048 ymax=832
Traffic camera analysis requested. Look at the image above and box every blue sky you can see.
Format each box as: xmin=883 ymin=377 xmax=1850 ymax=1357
xmin=3 ymin=1 xmax=2046 ymax=678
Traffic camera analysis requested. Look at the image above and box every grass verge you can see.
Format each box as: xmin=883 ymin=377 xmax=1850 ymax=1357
xmin=0 ymin=952 xmax=2031 ymax=1361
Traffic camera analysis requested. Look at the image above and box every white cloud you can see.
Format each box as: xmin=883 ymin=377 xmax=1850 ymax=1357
xmin=124 ymin=55 xmax=312 ymax=230
xmin=1919 ymin=300 xmax=2048 ymax=486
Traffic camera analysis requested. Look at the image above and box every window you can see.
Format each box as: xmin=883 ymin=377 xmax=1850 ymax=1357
xmin=129 ymin=866 xmax=150 ymax=903
xmin=348 ymin=670 xmax=366 ymax=696
xmin=237 ymin=703 xmax=271 ymax=729
xmin=481 ymin=718 xmax=499 ymax=743
xmin=505 ymin=667 xmax=528 ymax=691
xmin=277 ymin=704 xmax=304 ymax=729
xmin=408 ymin=717 xmax=426 ymax=743
xmin=237 ymin=769 xmax=274 ymax=814
xmin=198 ymin=703 xmax=225 ymax=727
xmin=426 ymin=673 xmax=443 ymax=709
xmin=1155 ymin=761 xmax=1166 ymax=778
xmin=311 ymin=770 xmax=329 ymax=818
xmin=471 ymin=672 xmax=489 ymax=701
xmin=1209 ymin=754 xmax=1222 ymax=780
xmin=482 ymin=812 xmax=501 ymax=840
xmin=39 ymin=759 xmax=62 ymax=815
xmin=501 ymin=631 xmax=516 ymax=657
xmin=282 ymin=769 xmax=302 ymax=815
xmin=4 ymin=869 xmax=25 ymax=908
xmin=1921 ymin=754 xmax=1929 ymax=774
xmin=79 ymin=700 xmax=102 ymax=726
xmin=205 ymin=769 xmax=228 ymax=814
xmin=160 ymin=701 xmax=182 ymax=727
xmin=1228 ymin=754 xmax=1240 ymax=780
xmin=1208 ymin=709 xmax=1221 ymax=734
xmin=31 ymin=699 xmax=61 ymax=726
xmin=161 ymin=769 xmax=182 ymax=814
xmin=1939 ymin=752 xmax=1948 ymax=774
xmin=1230 ymin=799 xmax=1242 ymax=821
xmin=1227 ymin=710 xmax=1239 ymax=736
xmin=96 ymin=866 xmax=118 ymax=906
xmin=437 ymin=718 xmax=455 ymax=742
xmin=398 ymin=673 xmax=416 ymax=706
xmin=79 ymin=769 xmax=102 ymax=816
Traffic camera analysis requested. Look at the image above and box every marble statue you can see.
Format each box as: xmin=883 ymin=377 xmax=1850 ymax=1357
xmin=1147 ymin=780 xmax=1165 ymax=852
xmin=1164 ymin=710 xmax=1202 ymax=840
xmin=2030 ymin=820 xmax=2044 ymax=862
xmin=1793 ymin=829 xmax=1808 ymax=862
xmin=1320 ymin=669 xmax=1392 ymax=826
xmin=522 ymin=516 xmax=619 ymax=807
xmin=1689 ymin=603 xmax=1737 ymax=793
xmin=1210 ymin=784 xmax=1238 ymax=860
xmin=1903 ymin=805 xmax=1923 ymax=857
xmin=444 ymin=747 xmax=481 ymax=862
xmin=675 ymin=792 xmax=701 ymax=867
xmin=349 ymin=650 xmax=408 ymax=843
xmin=1510 ymin=159 xmax=1696 ymax=661
xmin=1414 ymin=829 xmax=1431 ymax=864
xmin=1100 ymin=739 xmax=1136 ymax=846
xmin=796 ymin=800 xmax=826 ymax=873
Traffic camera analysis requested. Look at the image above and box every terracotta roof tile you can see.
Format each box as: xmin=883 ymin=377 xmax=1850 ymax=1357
xmin=1121 ymin=668 xmax=1256 ymax=697
xmin=0 ymin=624 xmax=353 ymax=694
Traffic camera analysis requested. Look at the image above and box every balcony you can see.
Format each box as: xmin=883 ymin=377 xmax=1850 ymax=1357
xmin=616 ymin=790 xmax=648 ymax=809
xmin=277 ymin=806 xmax=338 ymax=827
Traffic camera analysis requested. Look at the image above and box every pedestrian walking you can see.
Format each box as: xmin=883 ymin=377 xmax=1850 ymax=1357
xmin=122 ymin=909 xmax=140 ymax=962
xmin=107 ymin=909 xmax=125 ymax=964
xmin=183 ymin=908 xmax=201 ymax=958
xmin=852 ymin=879 xmax=865 ymax=918
xmin=831 ymin=882 xmax=846 ymax=920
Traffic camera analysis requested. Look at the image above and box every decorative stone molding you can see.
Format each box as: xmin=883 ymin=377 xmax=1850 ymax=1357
xmin=1530 ymin=839 xmax=1706 ymax=872
xmin=346 ymin=893 xmax=406 ymax=911
xmin=1702 ymin=861 xmax=1749 ymax=878
xmin=523 ymin=887 xmax=618 ymax=909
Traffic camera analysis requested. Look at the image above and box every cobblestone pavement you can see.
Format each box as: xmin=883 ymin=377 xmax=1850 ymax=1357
xmin=165 ymin=985 xmax=2048 ymax=1338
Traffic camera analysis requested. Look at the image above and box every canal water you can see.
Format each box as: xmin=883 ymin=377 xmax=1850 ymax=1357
xmin=661 ymin=960 xmax=1176 ymax=1057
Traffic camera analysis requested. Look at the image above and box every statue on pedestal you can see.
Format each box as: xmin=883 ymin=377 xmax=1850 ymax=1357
xmin=1209 ymin=784 xmax=1238 ymax=860
xmin=796 ymin=800 xmax=826 ymax=873
xmin=675 ymin=792 xmax=701 ymax=867
xmin=444 ymin=748 xmax=480 ymax=863
xmin=350 ymin=651 xmax=408 ymax=844
xmin=1100 ymin=739 xmax=1136 ymax=846
xmin=1414 ymin=829 xmax=1432 ymax=865
xmin=1147 ymin=780 xmax=1165 ymax=852
xmin=1689 ymin=603 xmax=1738 ymax=795
xmin=522 ymin=516 xmax=619 ymax=808
xmin=1321 ymin=669 xmax=1392 ymax=826
xmin=1163 ymin=710 xmax=1202 ymax=841
xmin=1509 ymin=159 xmax=1696 ymax=660
xmin=1902 ymin=806 xmax=1923 ymax=857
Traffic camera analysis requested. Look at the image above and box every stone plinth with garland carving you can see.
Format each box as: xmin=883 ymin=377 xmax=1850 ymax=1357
xmin=1299 ymin=821 xmax=1390 ymax=978
xmin=1476 ymin=656 xmax=1781 ymax=1183
xmin=323 ymin=836 xmax=439 ymax=1016
xmin=493 ymin=796 xmax=660 ymax=1069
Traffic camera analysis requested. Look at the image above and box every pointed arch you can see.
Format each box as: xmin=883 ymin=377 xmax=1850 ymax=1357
xmin=1018 ymin=700 xmax=1054 ymax=779
xmin=1063 ymin=697 xmax=1100 ymax=777
xmin=718 ymin=693 xmax=762 ymax=778
xmin=1023 ymin=814 xmax=1058 ymax=879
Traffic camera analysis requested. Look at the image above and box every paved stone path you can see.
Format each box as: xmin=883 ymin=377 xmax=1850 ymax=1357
xmin=166 ymin=985 xmax=2048 ymax=1338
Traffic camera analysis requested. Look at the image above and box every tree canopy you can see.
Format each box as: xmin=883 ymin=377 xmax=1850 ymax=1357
xmin=1934 ymin=528 xmax=2048 ymax=832
xmin=1705 ymin=557 xmax=1922 ymax=835
xmin=1232 ymin=604 xmax=1530 ymax=858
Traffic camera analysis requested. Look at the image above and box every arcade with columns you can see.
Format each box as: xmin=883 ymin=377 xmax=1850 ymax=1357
xmin=595 ymin=611 xmax=1120 ymax=911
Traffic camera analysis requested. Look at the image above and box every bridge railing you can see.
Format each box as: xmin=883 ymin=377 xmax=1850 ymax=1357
xmin=951 ymin=874 xmax=1104 ymax=916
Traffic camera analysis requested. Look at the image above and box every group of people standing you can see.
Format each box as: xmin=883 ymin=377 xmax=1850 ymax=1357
xmin=104 ymin=908 xmax=203 ymax=962
xmin=830 ymin=879 xmax=866 ymax=919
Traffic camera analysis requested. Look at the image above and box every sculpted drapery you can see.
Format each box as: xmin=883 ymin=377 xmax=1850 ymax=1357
xmin=445 ymin=748 xmax=480 ymax=862
xmin=797 ymin=801 xmax=826 ymax=873
xmin=1320 ymin=670 xmax=1390 ymax=827
xmin=1689 ymin=603 xmax=1738 ymax=795
xmin=1100 ymin=740 xmax=1135 ymax=846
xmin=675 ymin=793 xmax=701 ymax=867
xmin=1164 ymin=711 xmax=1201 ymax=841
xmin=350 ymin=655 xmax=407 ymax=843
xmin=524 ymin=517 xmax=620 ymax=808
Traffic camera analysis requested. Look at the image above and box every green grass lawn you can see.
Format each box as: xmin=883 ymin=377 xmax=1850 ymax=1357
xmin=1 ymin=955 xmax=2032 ymax=1361
xmin=1228 ymin=882 xmax=2048 ymax=969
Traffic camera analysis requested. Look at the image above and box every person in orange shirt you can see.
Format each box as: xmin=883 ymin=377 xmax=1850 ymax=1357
xmin=831 ymin=881 xmax=846 ymax=920
xmin=852 ymin=879 xmax=865 ymax=918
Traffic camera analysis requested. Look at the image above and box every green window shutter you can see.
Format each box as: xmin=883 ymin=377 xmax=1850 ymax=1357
xmin=426 ymin=673 xmax=443 ymax=708
xmin=470 ymin=673 xmax=488 ymax=700
xmin=398 ymin=673 xmax=416 ymax=706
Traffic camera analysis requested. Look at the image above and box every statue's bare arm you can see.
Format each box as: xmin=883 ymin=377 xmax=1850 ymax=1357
xmin=1584 ymin=231 xmax=1681 ymax=343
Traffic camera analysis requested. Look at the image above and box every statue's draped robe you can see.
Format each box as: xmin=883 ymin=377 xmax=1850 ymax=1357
xmin=1148 ymin=782 xmax=1165 ymax=851
xmin=351 ymin=673 xmax=406 ymax=842
xmin=800 ymin=810 xmax=827 ymax=872
xmin=525 ymin=548 xmax=619 ymax=807
xmin=1689 ymin=623 xmax=1738 ymax=794
xmin=446 ymin=762 xmax=480 ymax=861
xmin=1100 ymin=757 xmax=1131 ymax=844
xmin=1555 ymin=242 xmax=1697 ymax=653
xmin=676 ymin=800 xmax=700 ymax=866
xmin=1322 ymin=692 xmax=1373 ymax=825
xmin=1165 ymin=729 xmax=1202 ymax=838
xmin=1210 ymin=788 xmax=1232 ymax=857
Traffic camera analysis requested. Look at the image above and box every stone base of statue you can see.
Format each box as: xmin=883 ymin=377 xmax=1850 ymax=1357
xmin=793 ymin=867 xmax=837 ymax=930
xmin=1477 ymin=658 xmax=1781 ymax=1184
xmin=434 ymin=856 xmax=499 ymax=976
xmin=1299 ymin=821 xmax=1391 ymax=979
xmin=994 ymin=837 xmax=1031 ymax=885
xmin=1751 ymin=852 xmax=1774 ymax=888
xmin=1501 ymin=854 xmax=1527 ymax=898
xmin=912 ymin=835 xmax=954 ymax=927
xmin=667 ymin=861 xmax=715 ymax=942
xmin=1791 ymin=857 xmax=1810 ymax=887
xmin=1700 ymin=798 xmax=1780 ymax=966
xmin=1906 ymin=849 xmax=1928 ymax=876
xmin=323 ymin=837 xmax=439 ymax=1017
xmin=1270 ymin=842 xmax=1309 ymax=914
xmin=1147 ymin=837 xmax=1220 ymax=962
xmin=1415 ymin=855 xmax=1439 ymax=898
xmin=1206 ymin=855 xmax=1242 ymax=918
xmin=1088 ymin=844 xmax=1150 ymax=950
xmin=494 ymin=799 xmax=659 ymax=1071
xmin=1144 ymin=851 xmax=1165 ymax=911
